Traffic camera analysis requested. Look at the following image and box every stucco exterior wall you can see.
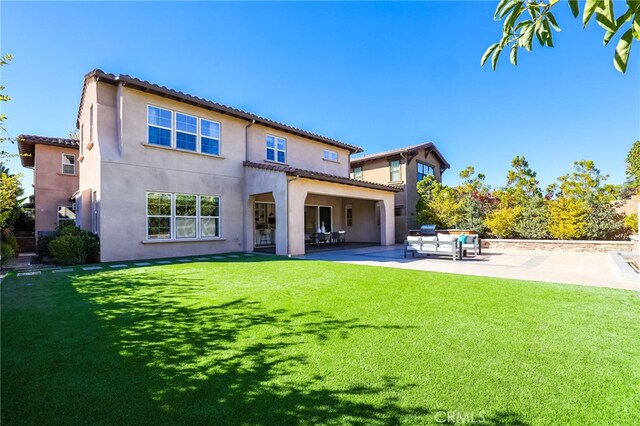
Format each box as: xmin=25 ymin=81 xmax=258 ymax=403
xmin=246 ymin=125 xmax=350 ymax=177
xmin=77 ymin=79 xmax=390 ymax=262
xmin=33 ymin=144 xmax=79 ymax=235
xmin=77 ymin=78 xmax=101 ymax=233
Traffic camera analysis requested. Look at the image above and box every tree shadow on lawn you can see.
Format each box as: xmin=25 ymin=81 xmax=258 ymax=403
xmin=44 ymin=268 xmax=438 ymax=424
xmin=2 ymin=260 xmax=531 ymax=425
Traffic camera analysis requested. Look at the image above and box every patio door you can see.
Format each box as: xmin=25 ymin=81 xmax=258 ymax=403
xmin=319 ymin=206 xmax=332 ymax=232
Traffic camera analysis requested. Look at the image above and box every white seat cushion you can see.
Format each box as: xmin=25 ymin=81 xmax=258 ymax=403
xmin=437 ymin=234 xmax=454 ymax=242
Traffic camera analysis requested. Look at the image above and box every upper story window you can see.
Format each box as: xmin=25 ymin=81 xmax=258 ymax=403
xmin=266 ymin=135 xmax=286 ymax=163
xmin=62 ymin=154 xmax=76 ymax=175
xmin=201 ymin=119 xmax=221 ymax=155
xmin=323 ymin=149 xmax=338 ymax=162
xmin=176 ymin=113 xmax=197 ymax=151
xmin=353 ymin=167 xmax=363 ymax=181
xmin=148 ymin=106 xmax=172 ymax=147
xmin=389 ymin=160 xmax=401 ymax=182
xmin=417 ymin=162 xmax=435 ymax=182
xmin=147 ymin=105 xmax=222 ymax=156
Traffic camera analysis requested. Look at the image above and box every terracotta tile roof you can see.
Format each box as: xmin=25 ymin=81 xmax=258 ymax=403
xmin=17 ymin=134 xmax=79 ymax=168
xmin=77 ymin=69 xmax=363 ymax=154
xmin=350 ymin=142 xmax=450 ymax=170
xmin=244 ymin=161 xmax=400 ymax=192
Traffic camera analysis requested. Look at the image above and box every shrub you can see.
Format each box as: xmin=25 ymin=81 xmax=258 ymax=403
xmin=548 ymin=198 xmax=588 ymax=240
xmin=49 ymin=235 xmax=86 ymax=265
xmin=1 ymin=228 xmax=19 ymax=254
xmin=515 ymin=198 xmax=549 ymax=239
xmin=624 ymin=213 xmax=638 ymax=234
xmin=484 ymin=207 xmax=522 ymax=238
xmin=1 ymin=241 xmax=15 ymax=262
xmin=584 ymin=202 xmax=628 ymax=240
xmin=43 ymin=224 xmax=100 ymax=265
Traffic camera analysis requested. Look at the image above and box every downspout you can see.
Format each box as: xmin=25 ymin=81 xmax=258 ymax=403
xmin=242 ymin=119 xmax=256 ymax=253
xmin=116 ymin=81 xmax=124 ymax=156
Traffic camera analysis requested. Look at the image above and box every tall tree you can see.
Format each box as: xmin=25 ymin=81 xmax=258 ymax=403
xmin=482 ymin=0 xmax=640 ymax=73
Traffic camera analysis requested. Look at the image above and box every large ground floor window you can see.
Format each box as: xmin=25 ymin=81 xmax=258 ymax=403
xmin=146 ymin=192 xmax=220 ymax=240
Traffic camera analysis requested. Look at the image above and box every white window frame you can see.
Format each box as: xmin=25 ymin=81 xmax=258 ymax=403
xmin=266 ymin=134 xmax=287 ymax=163
xmin=145 ymin=192 xmax=222 ymax=241
xmin=174 ymin=193 xmax=198 ymax=239
xmin=353 ymin=167 xmax=363 ymax=181
xmin=389 ymin=160 xmax=401 ymax=182
xmin=200 ymin=118 xmax=221 ymax=156
xmin=199 ymin=195 xmax=221 ymax=238
xmin=147 ymin=105 xmax=173 ymax=147
xmin=323 ymin=149 xmax=338 ymax=162
xmin=146 ymin=192 xmax=173 ymax=240
xmin=57 ymin=204 xmax=76 ymax=226
xmin=175 ymin=112 xmax=198 ymax=152
xmin=79 ymin=124 xmax=84 ymax=157
xmin=62 ymin=154 xmax=76 ymax=175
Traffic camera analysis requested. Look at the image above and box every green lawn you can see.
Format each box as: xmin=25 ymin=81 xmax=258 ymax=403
xmin=2 ymin=255 xmax=639 ymax=425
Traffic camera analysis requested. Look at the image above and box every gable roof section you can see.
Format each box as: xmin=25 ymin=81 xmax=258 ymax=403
xmin=350 ymin=142 xmax=450 ymax=170
xmin=17 ymin=134 xmax=79 ymax=168
xmin=244 ymin=161 xmax=400 ymax=192
xmin=77 ymin=69 xmax=363 ymax=154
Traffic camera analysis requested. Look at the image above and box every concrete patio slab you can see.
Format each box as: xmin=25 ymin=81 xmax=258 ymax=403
xmin=301 ymin=245 xmax=639 ymax=291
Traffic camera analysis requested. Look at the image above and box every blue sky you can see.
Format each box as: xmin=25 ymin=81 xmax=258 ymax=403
xmin=2 ymin=1 xmax=638 ymax=195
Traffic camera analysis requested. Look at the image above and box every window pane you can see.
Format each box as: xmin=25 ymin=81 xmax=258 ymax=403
xmin=148 ymin=106 xmax=172 ymax=128
xmin=277 ymin=150 xmax=285 ymax=163
xmin=175 ymin=194 xmax=197 ymax=216
xmin=201 ymin=120 xmax=220 ymax=139
xmin=147 ymin=192 xmax=172 ymax=215
xmin=63 ymin=154 xmax=75 ymax=165
xmin=266 ymin=135 xmax=275 ymax=148
xmin=200 ymin=196 xmax=219 ymax=217
xmin=149 ymin=126 xmax=171 ymax=146
xmin=201 ymin=137 xmax=219 ymax=155
xmin=201 ymin=217 xmax=219 ymax=237
xmin=277 ymin=137 xmax=286 ymax=150
xmin=176 ymin=132 xmax=197 ymax=151
xmin=176 ymin=113 xmax=197 ymax=133
xmin=63 ymin=164 xmax=75 ymax=174
xmin=176 ymin=217 xmax=196 ymax=238
xmin=148 ymin=217 xmax=171 ymax=239
xmin=266 ymin=148 xmax=275 ymax=161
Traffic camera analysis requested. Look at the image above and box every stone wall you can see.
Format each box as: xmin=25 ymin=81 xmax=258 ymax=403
xmin=482 ymin=239 xmax=634 ymax=253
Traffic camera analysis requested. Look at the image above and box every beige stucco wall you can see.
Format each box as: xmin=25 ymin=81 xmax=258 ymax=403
xmin=246 ymin=125 xmax=350 ymax=177
xmin=33 ymin=144 xmax=79 ymax=235
xmin=78 ymin=80 xmax=387 ymax=261
xmin=77 ymin=78 xmax=101 ymax=233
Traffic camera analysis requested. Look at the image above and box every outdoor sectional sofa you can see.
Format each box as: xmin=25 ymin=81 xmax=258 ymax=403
xmin=403 ymin=234 xmax=481 ymax=260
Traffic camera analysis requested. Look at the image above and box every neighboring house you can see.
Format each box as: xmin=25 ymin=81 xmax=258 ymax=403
xmin=350 ymin=143 xmax=450 ymax=242
xmin=73 ymin=69 xmax=398 ymax=262
xmin=17 ymin=135 xmax=79 ymax=238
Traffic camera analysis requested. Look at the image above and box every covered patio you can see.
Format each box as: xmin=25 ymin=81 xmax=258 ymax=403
xmin=243 ymin=162 xmax=399 ymax=256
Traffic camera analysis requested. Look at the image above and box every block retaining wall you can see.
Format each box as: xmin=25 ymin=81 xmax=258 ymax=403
xmin=481 ymin=239 xmax=634 ymax=253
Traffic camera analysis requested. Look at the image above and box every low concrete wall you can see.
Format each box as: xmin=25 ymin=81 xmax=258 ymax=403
xmin=482 ymin=239 xmax=634 ymax=253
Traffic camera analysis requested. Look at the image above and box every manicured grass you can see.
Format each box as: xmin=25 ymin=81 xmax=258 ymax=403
xmin=2 ymin=255 xmax=639 ymax=425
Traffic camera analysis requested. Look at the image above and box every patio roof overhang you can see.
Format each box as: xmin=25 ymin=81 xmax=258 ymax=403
xmin=243 ymin=161 xmax=401 ymax=193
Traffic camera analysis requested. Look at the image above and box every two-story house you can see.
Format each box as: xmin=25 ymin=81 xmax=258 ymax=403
xmin=350 ymin=143 xmax=449 ymax=242
xmin=18 ymin=135 xmax=79 ymax=237
xmin=74 ymin=70 xmax=398 ymax=262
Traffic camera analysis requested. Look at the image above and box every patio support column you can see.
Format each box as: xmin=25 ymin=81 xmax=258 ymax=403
xmin=273 ymin=188 xmax=288 ymax=256
xmin=287 ymin=181 xmax=307 ymax=256
xmin=243 ymin=195 xmax=255 ymax=252
xmin=379 ymin=198 xmax=394 ymax=246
